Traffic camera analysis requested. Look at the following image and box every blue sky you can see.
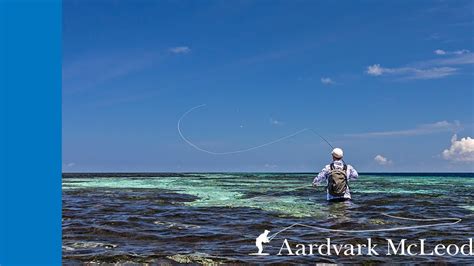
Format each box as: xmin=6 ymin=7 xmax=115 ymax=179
xmin=63 ymin=0 xmax=474 ymax=172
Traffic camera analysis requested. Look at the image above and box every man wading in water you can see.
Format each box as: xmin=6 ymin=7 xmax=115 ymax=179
xmin=312 ymin=148 xmax=358 ymax=202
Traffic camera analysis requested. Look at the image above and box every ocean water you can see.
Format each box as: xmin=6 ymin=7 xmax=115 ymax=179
xmin=63 ymin=173 xmax=474 ymax=264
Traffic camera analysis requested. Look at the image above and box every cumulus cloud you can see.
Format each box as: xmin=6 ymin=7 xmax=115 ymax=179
xmin=169 ymin=46 xmax=191 ymax=54
xmin=442 ymin=134 xmax=474 ymax=162
xmin=367 ymin=64 xmax=384 ymax=76
xmin=320 ymin=77 xmax=334 ymax=85
xmin=346 ymin=120 xmax=461 ymax=138
xmin=374 ymin=155 xmax=392 ymax=165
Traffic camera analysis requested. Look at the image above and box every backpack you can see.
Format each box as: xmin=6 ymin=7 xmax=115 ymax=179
xmin=327 ymin=163 xmax=348 ymax=197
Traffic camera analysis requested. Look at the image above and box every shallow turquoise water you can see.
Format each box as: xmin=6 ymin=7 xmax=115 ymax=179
xmin=63 ymin=173 xmax=474 ymax=263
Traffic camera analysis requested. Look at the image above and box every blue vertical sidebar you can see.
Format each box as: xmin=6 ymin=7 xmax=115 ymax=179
xmin=0 ymin=0 xmax=61 ymax=265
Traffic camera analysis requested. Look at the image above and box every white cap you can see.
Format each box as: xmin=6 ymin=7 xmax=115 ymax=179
xmin=332 ymin=148 xmax=344 ymax=159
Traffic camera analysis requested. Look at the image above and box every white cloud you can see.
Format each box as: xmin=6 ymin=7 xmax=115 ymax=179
xmin=347 ymin=120 xmax=461 ymax=138
xmin=453 ymin=49 xmax=470 ymax=55
xmin=367 ymin=49 xmax=472 ymax=80
xmin=374 ymin=155 xmax=392 ymax=165
xmin=434 ymin=49 xmax=470 ymax=55
xmin=428 ymin=52 xmax=474 ymax=66
xmin=442 ymin=134 xmax=474 ymax=162
xmin=366 ymin=64 xmax=457 ymax=80
xmin=367 ymin=64 xmax=384 ymax=76
xmin=320 ymin=77 xmax=334 ymax=85
xmin=169 ymin=46 xmax=191 ymax=54
xmin=270 ymin=118 xmax=284 ymax=126
xmin=65 ymin=162 xmax=75 ymax=168
xmin=408 ymin=67 xmax=457 ymax=79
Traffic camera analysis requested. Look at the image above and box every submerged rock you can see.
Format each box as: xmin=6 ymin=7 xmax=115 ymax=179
xmin=369 ymin=219 xmax=388 ymax=225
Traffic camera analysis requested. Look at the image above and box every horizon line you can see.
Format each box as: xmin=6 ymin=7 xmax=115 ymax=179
xmin=62 ymin=171 xmax=474 ymax=175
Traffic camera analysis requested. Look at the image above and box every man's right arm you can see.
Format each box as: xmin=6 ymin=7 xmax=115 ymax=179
xmin=312 ymin=166 xmax=328 ymax=186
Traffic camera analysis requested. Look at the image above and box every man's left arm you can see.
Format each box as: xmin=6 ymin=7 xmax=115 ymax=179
xmin=348 ymin=165 xmax=358 ymax=180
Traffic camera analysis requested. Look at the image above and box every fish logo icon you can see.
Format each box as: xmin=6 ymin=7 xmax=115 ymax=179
xmin=249 ymin=230 xmax=271 ymax=256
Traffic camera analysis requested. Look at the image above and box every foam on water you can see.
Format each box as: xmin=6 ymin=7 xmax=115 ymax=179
xmin=460 ymin=205 xmax=474 ymax=212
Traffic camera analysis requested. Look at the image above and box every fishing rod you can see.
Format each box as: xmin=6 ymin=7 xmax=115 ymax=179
xmin=176 ymin=105 xmax=464 ymax=233
xmin=177 ymin=104 xmax=345 ymax=197
xmin=307 ymin=129 xmax=334 ymax=150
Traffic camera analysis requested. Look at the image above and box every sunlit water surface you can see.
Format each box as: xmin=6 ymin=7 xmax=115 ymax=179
xmin=63 ymin=173 xmax=474 ymax=264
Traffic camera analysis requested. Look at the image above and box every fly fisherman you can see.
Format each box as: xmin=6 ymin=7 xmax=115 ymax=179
xmin=312 ymin=148 xmax=358 ymax=202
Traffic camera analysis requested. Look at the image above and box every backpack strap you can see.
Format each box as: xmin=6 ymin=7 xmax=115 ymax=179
xmin=343 ymin=163 xmax=350 ymax=191
xmin=326 ymin=163 xmax=334 ymax=191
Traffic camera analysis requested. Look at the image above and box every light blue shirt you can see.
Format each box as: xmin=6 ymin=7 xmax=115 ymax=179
xmin=312 ymin=159 xmax=358 ymax=200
